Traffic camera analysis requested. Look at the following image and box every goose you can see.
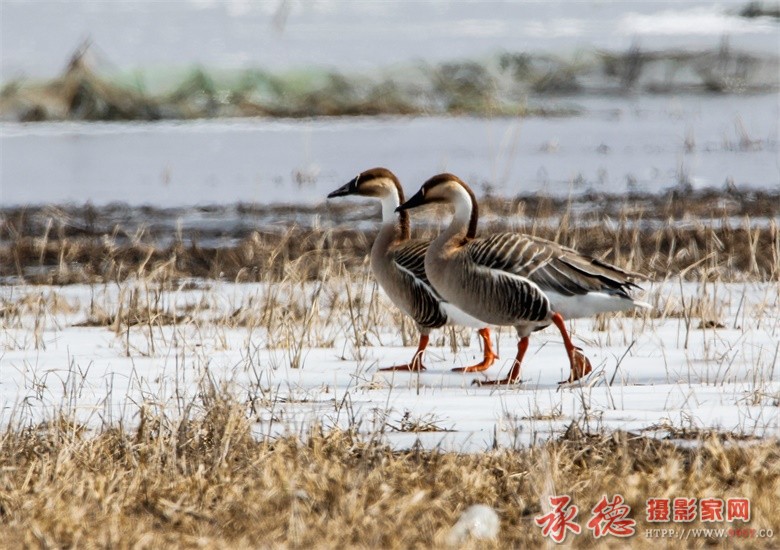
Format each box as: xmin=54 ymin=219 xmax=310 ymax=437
xmin=327 ymin=167 xmax=497 ymax=373
xmin=397 ymin=173 xmax=649 ymax=385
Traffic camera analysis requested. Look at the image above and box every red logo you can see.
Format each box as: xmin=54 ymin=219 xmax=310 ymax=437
xmin=534 ymin=495 xmax=581 ymax=543
xmin=699 ymin=498 xmax=725 ymax=522
xmin=726 ymin=498 xmax=750 ymax=522
xmin=586 ymin=495 xmax=636 ymax=538
xmin=646 ymin=498 xmax=671 ymax=522
xmin=534 ymin=494 xmax=754 ymax=541
xmin=673 ymin=497 xmax=697 ymax=522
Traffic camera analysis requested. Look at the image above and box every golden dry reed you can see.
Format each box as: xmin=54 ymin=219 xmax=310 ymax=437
xmin=1 ymin=189 xmax=779 ymax=285
xmin=0 ymin=392 xmax=778 ymax=548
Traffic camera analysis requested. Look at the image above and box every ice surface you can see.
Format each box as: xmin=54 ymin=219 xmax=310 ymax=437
xmin=1 ymin=280 xmax=777 ymax=451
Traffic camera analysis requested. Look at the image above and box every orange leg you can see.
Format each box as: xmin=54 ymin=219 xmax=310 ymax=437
xmin=452 ymin=328 xmax=498 ymax=373
xmin=473 ymin=337 xmax=528 ymax=386
xmin=380 ymin=334 xmax=429 ymax=372
xmin=551 ymin=312 xmax=592 ymax=384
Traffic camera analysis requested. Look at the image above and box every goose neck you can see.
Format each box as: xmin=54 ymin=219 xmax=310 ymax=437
xmin=439 ymin=186 xmax=478 ymax=244
xmin=375 ymin=191 xmax=409 ymax=254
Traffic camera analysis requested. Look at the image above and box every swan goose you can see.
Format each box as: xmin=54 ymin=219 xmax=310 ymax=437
xmin=327 ymin=168 xmax=497 ymax=373
xmin=397 ymin=173 xmax=649 ymax=385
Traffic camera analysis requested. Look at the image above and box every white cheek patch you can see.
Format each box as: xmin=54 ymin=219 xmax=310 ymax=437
xmin=449 ymin=184 xmax=474 ymax=227
xmin=380 ymin=192 xmax=401 ymax=222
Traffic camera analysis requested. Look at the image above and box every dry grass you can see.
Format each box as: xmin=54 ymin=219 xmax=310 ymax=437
xmin=1 ymin=192 xmax=778 ymax=547
xmin=0 ymin=389 xmax=777 ymax=548
xmin=2 ymin=189 xmax=778 ymax=286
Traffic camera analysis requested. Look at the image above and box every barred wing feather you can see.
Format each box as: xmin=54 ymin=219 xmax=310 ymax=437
xmin=391 ymin=239 xmax=447 ymax=329
xmin=466 ymin=234 xmax=641 ymax=299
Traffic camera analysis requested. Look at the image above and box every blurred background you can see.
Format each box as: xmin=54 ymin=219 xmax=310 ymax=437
xmin=0 ymin=0 xmax=778 ymax=207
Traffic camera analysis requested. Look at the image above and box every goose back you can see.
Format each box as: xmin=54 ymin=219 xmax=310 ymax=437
xmin=467 ymin=233 xmax=641 ymax=299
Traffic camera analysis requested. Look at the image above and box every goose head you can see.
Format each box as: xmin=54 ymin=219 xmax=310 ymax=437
xmin=397 ymin=173 xmax=479 ymax=239
xmin=396 ymin=173 xmax=476 ymax=212
xmin=327 ymin=167 xmax=404 ymax=202
xmin=327 ymin=167 xmax=409 ymax=233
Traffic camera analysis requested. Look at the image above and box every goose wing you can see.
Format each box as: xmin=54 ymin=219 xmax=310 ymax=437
xmin=392 ymin=239 xmax=430 ymax=287
xmin=391 ymin=239 xmax=447 ymax=328
xmin=466 ymin=233 xmax=641 ymax=299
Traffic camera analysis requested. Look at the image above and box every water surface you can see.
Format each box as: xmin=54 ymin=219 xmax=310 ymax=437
xmin=1 ymin=94 xmax=778 ymax=207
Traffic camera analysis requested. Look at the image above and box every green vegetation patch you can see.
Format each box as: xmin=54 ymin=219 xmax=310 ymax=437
xmin=2 ymin=42 xmax=777 ymax=122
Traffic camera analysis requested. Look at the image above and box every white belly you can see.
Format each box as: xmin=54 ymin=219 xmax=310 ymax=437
xmin=440 ymin=302 xmax=488 ymax=329
xmin=545 ymin=291 xmax=643 ymax=319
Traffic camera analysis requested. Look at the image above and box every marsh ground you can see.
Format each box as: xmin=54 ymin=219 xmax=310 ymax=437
xmin=1 ymin=197 xmax=778 ymax=545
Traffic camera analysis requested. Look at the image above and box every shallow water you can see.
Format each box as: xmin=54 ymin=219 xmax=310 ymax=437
xmin=1 ymin=94 xmax=778 ymax=207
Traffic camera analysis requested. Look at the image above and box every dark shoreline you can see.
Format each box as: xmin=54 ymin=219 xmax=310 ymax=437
xmin=2 ymin=187 xmax=778 ymax=285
